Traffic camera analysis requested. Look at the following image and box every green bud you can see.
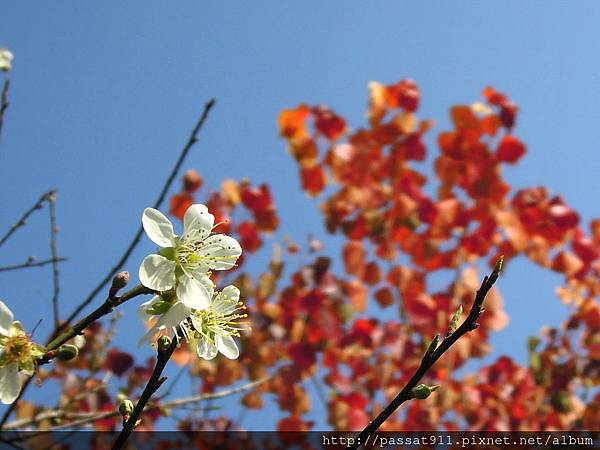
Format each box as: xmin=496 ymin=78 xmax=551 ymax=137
xmin=412 ymin=384 xmax=440 ymax=400
xmin=424 ymin=334 xmax=440 ymax=360
xmin=527 ymin=335 xmax=540 ymax=353
xmin=157 ymin=335 xmax=172 ymax=352
xmin=448 ymin=305 xmax=463 ymax=334
xmin=119 ymin=399 xmax=134 ymax=417
xmin=56 ymin=344 xmax=79 ymax=361
xmin=493 ymin=255 xmax=504 ymax=274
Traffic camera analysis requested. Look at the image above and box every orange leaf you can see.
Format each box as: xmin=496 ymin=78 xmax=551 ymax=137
xmin=450 ymin=105 xmax=480 ymax=131
xmin=346 ymin=279 xmax=368 ymax=312
xmin=279 ymin=104 xmax=310 ymax=140
xmin=343 ymin=240 xmax=366 ymax=277
xmin=551 ymin=251 xmax=584 ymax=276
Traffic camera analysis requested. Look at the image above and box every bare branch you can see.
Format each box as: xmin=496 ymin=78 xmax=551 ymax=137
xmin=2 ymin=377 xmax=271 ymax=431
xmin=58 ymin=99 xmax=216 ymax=332
xmin=348 ymin=259 xmax=503 ymax=450
xmin=0 ymin=78 xmax=9 ymax=139
xmin=112 ymin=328 xmax=182 ymax=450
xmin=44 ymin=283 xmax=154 ymax=355
xmin=48 ymin=193 xmax=60 ymax=329
xmin=0 ymin=257 xmax=68 ymax=273
xmin=0 ymin=190 xmax=55 ymax=249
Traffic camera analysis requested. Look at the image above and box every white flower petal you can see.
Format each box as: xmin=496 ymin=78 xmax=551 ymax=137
xmin=137 ymin=296 xmax=161 ymax=322
xmin=197 ymin=235 xmax=242 ymax=270
xmin=183 ymin=204 xmax=214 ymax=241
xmin=142 ymin=208 xmax=176 ymax=247
xmin=216 ymin=334 xmax=239 ymax=359
xmin=212 ymin=286 xmax=240 ymax=315
xmin=139 ymin=255 xmax=176 ymax=291
xmin=137 ymin=302 xmax=190 ymax=347
xmin=137 ymin=322 xmax=163 ymax=347
xmin=0 ymin=300 xmax=14 ymax=336
xmin=0 ymin=363 xmax=21 ymax=404
xmin=176 ymin=275 xmax=212 ymax=310
xmin=197 ymin=338 xmax=218 ymax=360
xmin=159 ymin=302 xmax=192 ymax=329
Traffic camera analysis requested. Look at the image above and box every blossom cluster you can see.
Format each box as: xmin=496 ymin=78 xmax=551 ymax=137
xmin=138 ymin=204 xmax=247 ymax=359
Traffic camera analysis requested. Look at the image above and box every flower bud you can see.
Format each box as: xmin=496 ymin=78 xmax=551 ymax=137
xmin=157 ymin=335 xmax=172 ymax=352
xmin=412 ymin=384 xmax=440 ymax=400
xmin=56 ymin=344 xmax=79 ymax=361
xmin=112 ymin=271 xmax=130 ymax=291
xmin=119 ymin=399 xmax=134 ymax=417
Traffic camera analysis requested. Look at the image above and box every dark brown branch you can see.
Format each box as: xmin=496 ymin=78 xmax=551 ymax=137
xmin=57 ymin=99 xmax=216 ymax=334
xmin=44 ymin=283 xmax=154 ymax=353
xmin=348 ymin=259 xmax=503 ymax=450
xmin=48 ymin=194 xmax=60 ymax=329
xmin=0 ymin=283 xmax=154 ymax=431
xmin=0 ymin=190 xmax=55 ymax=248
xmin=0 ymin=78 xmax=9 ymax=139
xmin=0 ymin=256 xmax=68 ymax=273
xmin=112 ymin=328 xmax=181 ymax=450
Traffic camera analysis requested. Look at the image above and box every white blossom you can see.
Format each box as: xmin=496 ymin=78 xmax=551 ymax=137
xmin=189 ymin=285 xmax=248 ymax=360
xmin=0 ymin=301 xmax=43 ymax=404
xmin=0 ymin=48 xmax=13 ymax=72
xmin=139 ymin=204 xmax=241 ymax=310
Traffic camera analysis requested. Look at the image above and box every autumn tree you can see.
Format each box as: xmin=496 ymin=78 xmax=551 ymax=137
xmin=0 ymin=64 xmax=598 ymax=449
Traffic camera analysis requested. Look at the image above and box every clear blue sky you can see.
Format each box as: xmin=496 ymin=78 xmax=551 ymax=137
xmin=2 ymin=2 xmax=600 ymax=430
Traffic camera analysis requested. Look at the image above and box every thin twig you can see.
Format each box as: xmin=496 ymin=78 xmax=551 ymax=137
xmin=0 ymin=283 xmax=153 ymax=431
xmin=0 ymin=100 xmax=215 ymax=429
xmin=0 ymin=190 xmax=55 ymax=249
xmin=112 ymin=328 xmax=182 ymax=450
xmin=348 ymin=258 xmax=503 ymax=450
xmin=0 ymin=257 xmax=68 ymax=273
xmin=2 ymin=377 xmax=271 ymax=431
xmin=0 ymin=78 xmax=9 ymax=139
xmin=48 ymin=193 xmax=60 ymax=329
xmin=57 ymin=99 xmax=216 ymax=333
xmin=44 ymin=283 xmax=154 ymax=354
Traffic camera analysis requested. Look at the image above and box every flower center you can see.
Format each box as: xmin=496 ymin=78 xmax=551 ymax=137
xmin=188 ymin=299 xmax=249 ymax=344
xmin=0 ymin=333 xmax=36 ymax=367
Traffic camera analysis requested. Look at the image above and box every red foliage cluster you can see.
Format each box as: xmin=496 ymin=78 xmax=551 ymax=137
xmin=30 ymin=80 xmax=600 ymax=434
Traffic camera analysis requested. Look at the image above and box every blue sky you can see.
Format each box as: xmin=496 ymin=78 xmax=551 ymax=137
xmin=2 ymin=2 xmax=600 ymax=430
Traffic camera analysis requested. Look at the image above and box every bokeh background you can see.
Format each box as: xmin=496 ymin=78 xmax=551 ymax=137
xmin=2 ymin=2 xmax=600 ymax=429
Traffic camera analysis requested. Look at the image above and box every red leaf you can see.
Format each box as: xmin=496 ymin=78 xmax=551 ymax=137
xmin=104 ymin=349 xmax=134 ymax=376
xmin=236 ymin=221 xmax=262 ymax=253
xmin=385 ymin=79 xmax=419 ymax=112
xmin=300 ymin=165 xmax=326 ymax=196
xmin=288 ymin=342 xmax=317 ymax=369
xmin=182 ymin=169 xmax=203 ymax=193
xmin=497 ymin=135 xmax=526 ymax=164
xmin=311 ymin=106 xmax=346 ymax=140
xmin=169 ymin=193 xmax=193 ymax=220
